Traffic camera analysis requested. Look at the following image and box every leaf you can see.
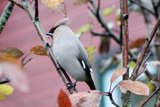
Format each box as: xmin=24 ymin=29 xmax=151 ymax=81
xmin=128 ymin=61 xmax=136 ymax=69
xmin=75 ymin=23 xmax=92 ymax=36
xmin=0 ymin=84 xmax=14 ymax=95
xmin=73 ymin=0 xmax=88 ymax=5
xmin=0 ymin=53 xmax=19 ymax=65
xmin=0 ymin=84 xmax=14 ymax=100
xmin=129 ymin=37 xmax=146 ymax=49
xmin=119 ymin=80 xmax=149 ymax=96
xmin=0 ymin=62 xmax=29 ymax=92
xmin=69 ymin=90 xmax=101 ymax=107
xmin=110 ymin=67 xmax=127 ymax=83
xmin=0 ymin=47 xmax=24 ymax=59
xmin=102 ymin=6 xmax=115 ymax=16
xmin=146 ymin=81 xmax=155 ymax=93
xmin=57 ymin=89 xmax=71 ymax=107
xmin=41 ymin=0 xmax=64 ymax=8
xmin=85 ymin=45 xmax=96 ymax=62
xmin=30 ymin=45 xmax=48 ymax=56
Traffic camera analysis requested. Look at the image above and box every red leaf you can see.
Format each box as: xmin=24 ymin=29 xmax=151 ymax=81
xmin=57 ymin=89 xmax=72 ymax=107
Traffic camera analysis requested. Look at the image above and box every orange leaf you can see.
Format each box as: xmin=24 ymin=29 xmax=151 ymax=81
xmin=0 ymin=47 xmax=24 ymax=59
xmin=0 ymin=53 xmax=19 ymax=65
xmin=129 ymin=37 xmax=146 ymax=49
xmin=119 ymin=80 xmax=149 ymax=96
xmin=57 ymin=89 xmax=71 ymax=107
xmin=30 ymin=45 xmax=48 ymax=56
xmin=111 ymin=67 xmax=127 ymax=83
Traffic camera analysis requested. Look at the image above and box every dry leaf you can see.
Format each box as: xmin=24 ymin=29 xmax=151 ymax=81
xmin=73 ymin=0 xmax=88 ymax=5
xmin=119 ymin=80 xmax=149 ymax=96
xmin=129 ymin=37 xmax=146 ymax=49
xmin=69 ymin=90 xmax=101 ymax=107
xmin=110 ymin=67 xmax=127 ymax=83
xmin=30 ymin=45 xmax=48 ymax=56
xmin=57 ymin=89 xmax=71 ymax=107
xmin=0 ymin=47 xmax=24 ymax=59
xmin=0 ymin=62 xmax=29 ymax=92
xmin=0 ymin=53 xmax=18 ymax=64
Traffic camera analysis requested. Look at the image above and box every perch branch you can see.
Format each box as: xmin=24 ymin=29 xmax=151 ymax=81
xmin=15 ymin=0 xmax=76 ymax=94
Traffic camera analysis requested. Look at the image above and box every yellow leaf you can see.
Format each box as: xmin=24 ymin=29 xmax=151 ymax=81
xmin=128 ymin=61 xmax=136 ymax=69
xmin=0 ymin=84 xmax=14 ymax=95
xmin=42 ymin=0 xmax=64 ymax=8
xmin=75 ymin=24 xmax=92 ymax=36
xmin=30 ymin=45 xmax=48 ymax=56
xmin=0 ymin=47 xmax=24 ymax=59
xmin=0 ymin=94 xmax=5 ymax=100
xmin=102 ymin=6 xmax=115 ymax=16
xmin=85 ymin=45 xmax=96 ymax=62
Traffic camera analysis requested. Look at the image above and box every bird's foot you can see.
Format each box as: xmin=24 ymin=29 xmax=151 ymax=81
xmin=45 ymin=43 xmax=51 ymax=49
xmin=66 ymin=81 xmax=77 ymax=92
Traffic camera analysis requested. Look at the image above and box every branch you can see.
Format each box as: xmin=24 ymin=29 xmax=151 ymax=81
xmin=18 ymin=0 xmax=76 ymax=94
xmin=35 ymin=0 xmax=39 ymax=21
xmin=139 ymin=88 xmax=160 ymax=107
xmin=130 ymin=16 xmax=160 ymax=80
xmin=0 ymin=78 xmax=10 ymax=84
xmin=100 ymin=92 xmax=120 ymax=107
xmin=88 ymin=0 xmax=121 ymax=45
xmin=0 ymin=1 xmax=14 ymax=33
xmin=130 ymin=0 xmax=156 ymax=16
xmin=120 ymin=0 xmax=130 ymax=106
xmin=8 ymin=0 xmax=25 ymax=10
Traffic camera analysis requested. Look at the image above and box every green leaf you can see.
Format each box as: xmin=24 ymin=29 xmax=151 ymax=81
xmin=75 ymin=23 xmax=92 ymax=36
xmin=128 ymin=61 xmax=136 ymax=69
xmin=102 ymin=6 xmax=115 ymax=16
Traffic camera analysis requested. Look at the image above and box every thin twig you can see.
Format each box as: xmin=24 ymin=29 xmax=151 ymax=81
xmin=130 ymin=0 xmax=156 ymax=16
xmin=130 ymin=16 xmax=160 ymax=80
xmin=100 ymin=92 xmax=120 ymax=107
xmin=8 ymin=0 xmax=25 ymax=10
xmin=139 ymin=88 xmax=160 ymax=107
xmin=88 ymin=0 xmax=121 ymax=45
xmin=0 ymin=78 xmax=10 ymax=84
xmin=35 ymin=0 xmax=39 ymax=21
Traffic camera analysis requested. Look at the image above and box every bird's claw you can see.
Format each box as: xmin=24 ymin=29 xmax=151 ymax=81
xmin=66 ymin=81 xmax=77 ymax=91
xmin=45 ymin=43 xmax=51 ymax=49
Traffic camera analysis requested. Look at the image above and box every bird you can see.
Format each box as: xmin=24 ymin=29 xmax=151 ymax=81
xmin=50 ymin=18 xmax=96 ymax=90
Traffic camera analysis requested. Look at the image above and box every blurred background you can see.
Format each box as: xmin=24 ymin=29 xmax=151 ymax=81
xmin=0 ymin=0 xmax=158 ymax=107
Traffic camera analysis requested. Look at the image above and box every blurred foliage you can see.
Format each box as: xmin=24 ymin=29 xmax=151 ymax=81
xmin=0 ymin=84 xmax=14 ymax=100
xmin=30 ymin=45 xmax=48 ymax=56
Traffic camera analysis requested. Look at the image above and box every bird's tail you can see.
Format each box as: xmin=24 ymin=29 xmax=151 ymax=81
xmin=86 ymin=80 xmax=96 ymax=90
